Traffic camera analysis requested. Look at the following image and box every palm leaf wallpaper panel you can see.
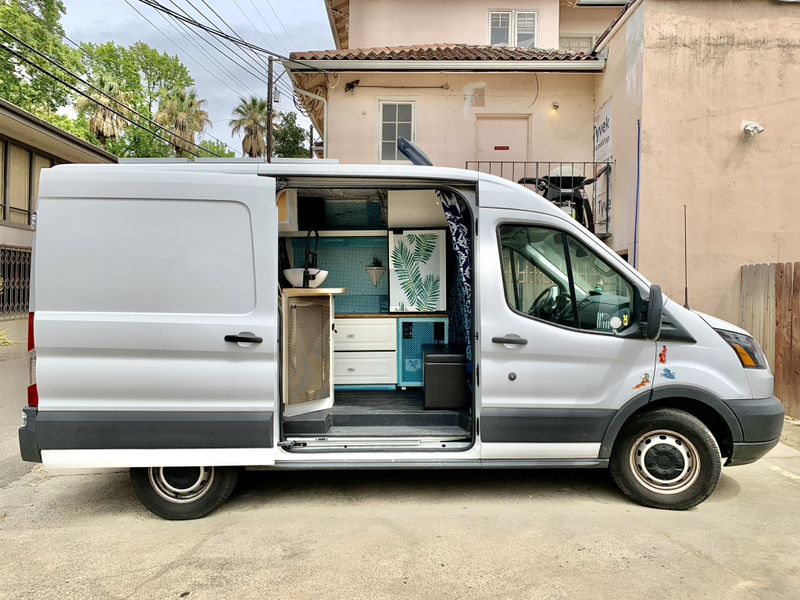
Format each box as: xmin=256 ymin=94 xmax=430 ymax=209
xmin=389 ymin=230 xmax=446 ymax=312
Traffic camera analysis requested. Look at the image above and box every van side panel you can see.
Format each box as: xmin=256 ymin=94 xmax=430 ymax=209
xmin=32 ymin=168 xmax=278 ymax=467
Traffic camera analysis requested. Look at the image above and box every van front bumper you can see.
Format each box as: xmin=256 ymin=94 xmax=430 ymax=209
xmin=723 ymin=395 xmax=784 ymax=466
xmin=19 ymin=407 xmax=42 ymax=463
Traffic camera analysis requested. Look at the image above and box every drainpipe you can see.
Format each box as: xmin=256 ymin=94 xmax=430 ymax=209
xmin=293 ymin=87 xmax=328 ymax=159
xmin=633 ymin=118 xmax=642 ymax=269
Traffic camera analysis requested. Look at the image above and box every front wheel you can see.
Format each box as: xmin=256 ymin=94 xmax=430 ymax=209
xmin=610 ymin=408 xmax=721 ymax=510
xmin=130 ymin=466 xmax=239 ymax=520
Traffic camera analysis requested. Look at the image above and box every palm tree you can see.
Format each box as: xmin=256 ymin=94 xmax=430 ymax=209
xmin=76 ymin=77 xmax=129 ymax=149
xmin=155 ymin=88 xmax=211 ymax=157
xmin=229 ymin=96 xmax=271 ymax=158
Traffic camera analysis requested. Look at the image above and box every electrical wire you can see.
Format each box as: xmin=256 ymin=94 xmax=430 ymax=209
xmin=235 ymin=0 xmax=289 ymax=55
xmin=0 ymin=42 xmax=203 ymax=158
xmin=0 ymin=26 xmax=218 ymax=157
xmin=263 ymin=0 xmax=299 ymax=49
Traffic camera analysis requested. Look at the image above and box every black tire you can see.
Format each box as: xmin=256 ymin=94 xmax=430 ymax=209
xmin=130 ymin=466 xmax=239 ymax=520
xmin=610 ymin=408 xmax=722 ymax=510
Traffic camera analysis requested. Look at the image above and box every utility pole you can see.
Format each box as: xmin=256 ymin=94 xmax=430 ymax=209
xmin=266 ymin=56 xmax=273 ymax=163
xmin=309 ymin=124 xmax=314 ymax=158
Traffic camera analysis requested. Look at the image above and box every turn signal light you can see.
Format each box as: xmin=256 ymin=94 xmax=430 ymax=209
xmin=715 ymin=329 xmax=767 ymax=370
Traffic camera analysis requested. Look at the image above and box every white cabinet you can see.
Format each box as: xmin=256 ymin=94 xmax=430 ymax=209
xmin=334 ymin=351 xmax=397 ymax=385
xmin=334 ymin=318 xmax=397 ymax=351
xmin=333 ymin=317 xmax=397 ymax=385
xmin=277 ymin=189 xmax=298 ymax=233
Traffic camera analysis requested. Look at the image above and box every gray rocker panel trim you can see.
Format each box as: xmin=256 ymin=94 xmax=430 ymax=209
xmin=480 ymin=407 xmax=616 ymax=443
xmin=33 ymin=410 xmax=274 ymax=450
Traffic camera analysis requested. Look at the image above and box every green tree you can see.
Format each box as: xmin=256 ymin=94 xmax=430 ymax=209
xmin=274 ymin=111 xmax=309 ymax=158
xmin=230 ymin=95 xmax=270 ymax=158
xmin=75 ymin=76 xmax=130 ymax=149
xmin=198 ymin=139 xmax=236 ymax=158
xmin=0 ymin=0 xmax=83 ymax=112
xmin=80 ymin=41 xmax=193 ymax=157
xmin=155 ymin=88 xmax=211 ymax=157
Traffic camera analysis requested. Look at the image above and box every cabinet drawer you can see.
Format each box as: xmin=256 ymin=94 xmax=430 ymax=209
xmin=334 ymin=351 xmax=397 ymax=385
xmin=334 ymin=318 xmax=397 ymax=351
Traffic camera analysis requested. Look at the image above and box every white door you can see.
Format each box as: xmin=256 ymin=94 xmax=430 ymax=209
xmin=34 ymin=167 xmax=278 ymax=467
xmin=478 ymin=207 xmax=657 ymax=460
xmin=476 ymin=116 xmax=530 ymax=179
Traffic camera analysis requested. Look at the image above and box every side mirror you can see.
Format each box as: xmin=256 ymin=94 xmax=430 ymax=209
xmin=646 ymin=284 xmax=664 ymax=340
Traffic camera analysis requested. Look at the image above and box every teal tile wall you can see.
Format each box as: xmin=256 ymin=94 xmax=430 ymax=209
xmin=291 ymin=236 xmax=389 ymax=314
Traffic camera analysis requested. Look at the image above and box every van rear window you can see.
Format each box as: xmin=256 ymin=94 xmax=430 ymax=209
xmin=35 ymin=199 xmax=256 ymax=315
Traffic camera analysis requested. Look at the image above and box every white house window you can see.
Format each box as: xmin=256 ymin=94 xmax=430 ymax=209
xmin=490 ymin=12 xmax=511 ymax=46
xmin=379 ymin=101 xmax=414 ymax=162
xmin=489 ymin=10 xmax=538 ymax=48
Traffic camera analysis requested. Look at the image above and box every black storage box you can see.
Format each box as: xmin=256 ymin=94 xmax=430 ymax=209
xmin=422 ymin=344 xmax=467 ymax=409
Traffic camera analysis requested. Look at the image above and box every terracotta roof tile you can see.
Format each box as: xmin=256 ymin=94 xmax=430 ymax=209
xmin=290 ymin=43 xmax=595 ymax=62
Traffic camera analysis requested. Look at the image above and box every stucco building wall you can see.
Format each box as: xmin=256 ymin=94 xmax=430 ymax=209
xmin=635 ymin=0 xmax=800 ymax=322
xmin=593 ymin=7 xmax=645 ymax=263
xmin=325 ymin=71 xmax=596 ymax=168
xmin=347 ymin=0 xmax=561 ymax=49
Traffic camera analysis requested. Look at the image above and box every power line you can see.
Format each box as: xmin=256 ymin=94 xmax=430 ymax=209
xmin=123 ymin=0 xmax=247 ymax=98
xmin=245 ymin=0 xmax=290 ymax=54
xmin=263 ymin=0 xmax=299 ymax=49
xmin=0 ymin=42 xmax=203 ymax=158
xmin=0 ymin=26 xmax=216 ymax=157
xmin=15 ymin=0 xmax=243 ymax=156
xmin=159 ymin=1 xmax=268 ymax=88
xmin=193 ymin=0 xmax=273 ymax=72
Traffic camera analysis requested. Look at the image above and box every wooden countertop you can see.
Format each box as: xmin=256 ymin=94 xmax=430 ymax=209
xmin=282 ymin=287 xmax=346 ymax=297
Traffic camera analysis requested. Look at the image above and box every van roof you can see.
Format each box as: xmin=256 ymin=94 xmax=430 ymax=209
xmin=50 ymin=161 xmax=562 ymax=216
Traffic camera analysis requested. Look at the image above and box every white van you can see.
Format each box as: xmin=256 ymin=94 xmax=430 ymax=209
xmin=18 ymin=157 xmax=783 ymax=519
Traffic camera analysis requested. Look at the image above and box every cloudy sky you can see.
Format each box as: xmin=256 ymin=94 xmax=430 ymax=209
xmin=61 ymin=0 xmax=334 ymax=155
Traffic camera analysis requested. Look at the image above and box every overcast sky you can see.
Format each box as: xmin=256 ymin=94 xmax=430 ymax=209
xmin=61 ymin=0 xmax=334 ymax=155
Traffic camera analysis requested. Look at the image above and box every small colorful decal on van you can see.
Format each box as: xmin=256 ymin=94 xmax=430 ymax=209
xmin=659 ymin=345 xmax=668 ymax=364
xmin=661 ymin=368 xmax=676 ymax=380
xmin=633 ymin=373 xmax=651 ymax=390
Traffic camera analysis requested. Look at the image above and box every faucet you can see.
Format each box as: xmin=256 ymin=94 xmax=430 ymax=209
xmin=302 ymin=229 xmax=320 ymax=288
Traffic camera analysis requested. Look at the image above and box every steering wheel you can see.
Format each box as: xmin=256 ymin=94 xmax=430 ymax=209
xmin=528 ymin=285 xmax=560 ymax=319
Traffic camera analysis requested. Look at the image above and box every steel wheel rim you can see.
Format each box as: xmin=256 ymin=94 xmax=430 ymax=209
xmin=149 ymin=466 xmax=215 ymax=504
xmin=629 ymin=430 xmax=700 ymax=495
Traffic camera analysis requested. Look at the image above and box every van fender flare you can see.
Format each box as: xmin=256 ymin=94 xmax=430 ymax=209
xmin=598 ymin=386 xmax=745 ymax=459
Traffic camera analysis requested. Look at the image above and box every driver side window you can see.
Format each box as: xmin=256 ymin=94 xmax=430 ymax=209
xmin=499 ymin=225 xmax=636 ymax=333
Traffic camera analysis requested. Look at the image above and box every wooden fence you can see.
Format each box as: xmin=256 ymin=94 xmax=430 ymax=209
xmin=740 ymin=262 xmax=800 ymax=418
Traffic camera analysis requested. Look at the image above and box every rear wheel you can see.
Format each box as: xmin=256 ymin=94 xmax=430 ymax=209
xmin=130 ymin=466 xmax=239 ymax=520
xmin=610 ymin=408 xmax=721 ymax=510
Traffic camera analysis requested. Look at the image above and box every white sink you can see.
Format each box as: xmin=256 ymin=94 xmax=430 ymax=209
xmin=283 ymin=268 xmax=329 ymax=288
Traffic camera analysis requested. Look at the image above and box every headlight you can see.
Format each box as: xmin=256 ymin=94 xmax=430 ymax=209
xmin=715 ymin=329 xmax=767 ymax=369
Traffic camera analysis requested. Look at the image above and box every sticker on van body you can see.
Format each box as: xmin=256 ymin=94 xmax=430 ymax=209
xmin=633 ymin=373 xmax=651 ymax=390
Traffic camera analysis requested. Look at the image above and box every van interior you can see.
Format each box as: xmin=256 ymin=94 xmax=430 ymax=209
xmin=276 ymin=180 xmax=475 ymax=450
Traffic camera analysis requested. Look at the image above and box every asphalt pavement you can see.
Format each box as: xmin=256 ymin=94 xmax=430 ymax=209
xmin=1 ymin=317 xmax=799 ymax=600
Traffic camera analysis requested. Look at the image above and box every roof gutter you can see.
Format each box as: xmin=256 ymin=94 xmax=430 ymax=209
xmin=283 ymin=59 xmax=605 ymax=73
xmin=593 ymin=0 xmax=644 ymax=54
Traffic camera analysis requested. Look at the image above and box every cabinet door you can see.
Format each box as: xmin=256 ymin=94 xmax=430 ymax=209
xmin=334 ymin=318 xmax=397 ymax=351
xmin=334 ymin=351 xmax=398 ymax=384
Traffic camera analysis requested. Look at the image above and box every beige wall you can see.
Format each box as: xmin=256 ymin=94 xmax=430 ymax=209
xmin=325 ymin=72 xmax=596 ymax=168
xmin=348 ymin=0 xmax=561 ymax=49
xmin=636 ymin=0 xmax=800 ymax=324
xmin=560 ymin=6 xmax=623 ymax=38
xmin=593 ymin=5 xmax=645 ymax=262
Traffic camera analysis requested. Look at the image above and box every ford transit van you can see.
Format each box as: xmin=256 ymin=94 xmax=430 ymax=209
xmin=18 ymin=159 xmax=784 ymax=519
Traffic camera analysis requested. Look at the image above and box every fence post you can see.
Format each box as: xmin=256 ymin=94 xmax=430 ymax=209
xmin=791 ymin=263 xmax=800 ymax=418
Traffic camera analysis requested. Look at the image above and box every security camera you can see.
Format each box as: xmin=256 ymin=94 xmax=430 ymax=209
xmin=742 ymin=121 xmax=765 ymax=138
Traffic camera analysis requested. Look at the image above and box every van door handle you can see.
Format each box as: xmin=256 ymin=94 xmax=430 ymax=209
xmin=492 ymin=336 xmax=528 ymax=346
xmin=225 ymin=333 xmax=263 ymax=344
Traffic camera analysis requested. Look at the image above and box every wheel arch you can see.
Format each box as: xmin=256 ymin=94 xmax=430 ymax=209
xmin=599 ymin=386 xmax=744 ymax=460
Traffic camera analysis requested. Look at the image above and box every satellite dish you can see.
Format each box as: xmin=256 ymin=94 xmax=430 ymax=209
xmin=397 ymin=137 xmax=433 ymax=166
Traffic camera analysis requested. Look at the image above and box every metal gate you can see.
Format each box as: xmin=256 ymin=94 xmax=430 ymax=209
xmin=0 ymin=246 xmax=31 ymax=320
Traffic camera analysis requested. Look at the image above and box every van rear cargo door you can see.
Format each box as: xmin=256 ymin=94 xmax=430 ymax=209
xmin=33 ymin=167 xmax=279 ymax=468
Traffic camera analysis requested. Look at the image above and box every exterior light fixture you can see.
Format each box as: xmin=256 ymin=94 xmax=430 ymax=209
xmin=551 ymin=102 xmax=560 ymax=112
xmin=742 ymin=121 xmax=765 ymax=138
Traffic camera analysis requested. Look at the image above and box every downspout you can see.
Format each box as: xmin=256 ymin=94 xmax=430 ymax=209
xmin=633 ymin=118 xmax=642 ymax=269
xmin=293 ymin=87 xmax=329 ymax=159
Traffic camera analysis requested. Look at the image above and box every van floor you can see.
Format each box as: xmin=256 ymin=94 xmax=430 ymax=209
xmin=283 ymin=390 xmax=471 ymax=439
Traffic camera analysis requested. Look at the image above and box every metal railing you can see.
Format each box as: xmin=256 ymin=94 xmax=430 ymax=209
xmin=0 ymin=246 xmax=31 ymax=320
xmin=465 ymin=160 xmax=613 ymax=239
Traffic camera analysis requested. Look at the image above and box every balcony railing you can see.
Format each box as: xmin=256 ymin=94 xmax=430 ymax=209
xmin=465 ymin=161 xmax=613 ymax=239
